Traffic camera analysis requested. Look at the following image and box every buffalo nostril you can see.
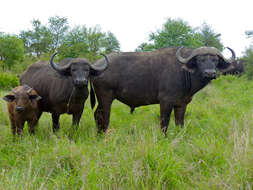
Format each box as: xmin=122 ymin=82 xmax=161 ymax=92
xmin=203 ymin=70 xmax=216 ymax=78
xmin=16 ymin=106 xmax=24 ymax=112
xmin=75 ymin=79 xmax=88 ymax=86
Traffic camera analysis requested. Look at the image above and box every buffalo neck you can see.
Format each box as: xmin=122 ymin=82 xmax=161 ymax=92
xmin=69 ymin=86 xmax=89 ymax=103
xmin=184 ymin=71 xmax=211 ymax=96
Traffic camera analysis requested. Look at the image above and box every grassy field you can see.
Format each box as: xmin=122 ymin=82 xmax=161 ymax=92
xmin=0 ymin=75 xmax=253 ymax=189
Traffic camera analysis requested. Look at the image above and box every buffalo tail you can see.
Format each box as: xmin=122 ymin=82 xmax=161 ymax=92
xmin=90 ymin=80 xmax=96 ymax=109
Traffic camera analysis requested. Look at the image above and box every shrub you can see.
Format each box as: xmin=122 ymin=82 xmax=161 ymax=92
xmin=242 ymin=48 xmax=253 ymax=80
xmin=0 ymin=72 xmax=19 ymax=89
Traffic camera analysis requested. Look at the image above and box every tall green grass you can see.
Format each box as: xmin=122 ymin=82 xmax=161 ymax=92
xmin=0 ymin=75 xmax=252 ymax=189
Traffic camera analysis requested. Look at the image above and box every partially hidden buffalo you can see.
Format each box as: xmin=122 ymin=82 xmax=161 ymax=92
xmin=221 ymin=47 xmax=244 ymax=77
xmin=3 ymin=85 xmax=42 ymax=136
xmin=222 ymin=60 xmax=244 ymax=76
xmin=90 ymin=47 xmax=235 ymax=135
xmin=20 ymin=54 xmax=109 ymax=132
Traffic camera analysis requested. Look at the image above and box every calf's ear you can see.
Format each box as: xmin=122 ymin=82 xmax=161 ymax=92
xmin=3 ymin=95 xmax=15 ymax=102
xmin=29 ymin=95 xmax=42 ymax=101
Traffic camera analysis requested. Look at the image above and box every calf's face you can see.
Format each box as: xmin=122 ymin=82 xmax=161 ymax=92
xmin=3 ymin=86 xmax=41 ymax=113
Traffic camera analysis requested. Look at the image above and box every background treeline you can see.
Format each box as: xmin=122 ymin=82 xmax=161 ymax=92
xmin=0 ymin=15 xmax=120 ymax=74
xmin=0 ymin=16 xmax=253 ymax=85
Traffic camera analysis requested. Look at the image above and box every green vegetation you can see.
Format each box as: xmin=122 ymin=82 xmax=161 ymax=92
xmin=242 ymin=49 xmax=253 ymax=80
xmin=0 ymin=76 xmax=252 ymax=189
xmin=19 ymin=16 xmax=120 ymax=61
xmin=0 ymin=34 xmax=24 ymax=70
xmin=136 ymin=19 xmax=223 ymax=52
xmin=0 ymin=72 xmax=19 ymax=89
xmin=0 ymin=16 xmax=253 ymax=189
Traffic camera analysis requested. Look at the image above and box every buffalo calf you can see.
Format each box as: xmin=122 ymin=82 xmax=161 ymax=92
xmin=3 ymin=85 xmax=42 ymax=136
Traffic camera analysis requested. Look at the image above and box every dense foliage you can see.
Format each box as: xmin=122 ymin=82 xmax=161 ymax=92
xmin=242 ymin=48 xmax=253 ymax=80
xmin=0 ymin=16 xmax=121 ymax=74
xmin=0 ymin=72 xmax=19 ymax=89
xmin=136 ymin=19 xmax=223 ymax=51
xmin=19 ymin=16 xmax=120 ymax=62
xmin=58 ymin=25 xmax=120 ymax=62
xmin=0 ymin=34 xmax=24 ymax=70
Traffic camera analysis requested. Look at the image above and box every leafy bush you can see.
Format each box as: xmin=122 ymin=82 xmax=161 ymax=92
xmin=242 ymin=48 xmax=253 ymax=80
xmin=0 ymin=72 xmax=19 ymax=89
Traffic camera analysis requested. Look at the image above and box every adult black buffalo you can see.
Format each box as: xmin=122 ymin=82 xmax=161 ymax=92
xmin=222 ymin=60 xmax=244 ymax=76
xmin=90 ymin=47 xmax=235 ymax=134
xmin=20 ymin=53 xmax=109 ymax=132
xmin=220 ymin=47 xmax=244 ymax=77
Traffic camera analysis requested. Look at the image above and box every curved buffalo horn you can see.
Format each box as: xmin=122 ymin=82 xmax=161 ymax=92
xmin=11 ymin=88 xmax=17 ymax=95
xmin=176 ymin=46 xmax=236 ymax=64
xmin=50 ymin=52 xmax=72 ymax=72
xmin=225 ymin=47 xmax=236 ymax=62
xmin=23 ymin=84 xmax=32 ymax=93
xmin=89 ymin=53 xmax=110 ymax=71
xmin=176 ymin=47 xmax=188 ymax=64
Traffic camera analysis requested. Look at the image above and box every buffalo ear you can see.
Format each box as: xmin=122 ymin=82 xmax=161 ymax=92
xmin=3 ymin=95 xmax=15 ymax=102
xmin=181 ymin=58 xmax=196 ymax=73
xmin=29 ymin=95 xmax=42 ymax=101
xmin=89 ymin=69 xmax=102 ymax=78
xmin=217 ymin=58 xmax=235 ymax=73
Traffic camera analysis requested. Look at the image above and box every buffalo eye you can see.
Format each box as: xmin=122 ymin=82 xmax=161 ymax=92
xmin=3 ymin=95 xmax=15 ymax=102
xmin=212 ymin=57 xmax=219 ymax=64
xmin=197 ymin=57 xmax=205 ymax=63
xmin=29 ymin=95 xmax=42 ymax=101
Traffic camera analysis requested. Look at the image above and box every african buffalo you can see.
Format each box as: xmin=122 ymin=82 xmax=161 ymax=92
xmin=3 ymin=85 xmax=42 ymax=136
xmin=222 ymin=60 xmax=244 ymax=76
xmin=90 ymin=47 xmax=235 ymax=134
xmin=20 ymin=53 xmax=109 ymax=132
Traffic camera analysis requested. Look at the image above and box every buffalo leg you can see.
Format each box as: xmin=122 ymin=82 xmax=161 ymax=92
xmin=94 ymin=93 xmax=113 ymax=133
xmin=160 ymin=102 xmax=173 ymax=135
xmin=28 ymin=119 xmax=38 ymax=134
xmin=16 ymin=121 xmax=25 ymax=136
xmin=10 ymin=118 xmax=17 ymax=136
xmin=28 ymin=112 xmax=42 ymax=134
xmin=174 ymin=105 xmax=187 ymax=126
xmin=52 ymin=113 xmax=60 ymax=132
xmin=72 ymin=111 xmax=83 ymax=128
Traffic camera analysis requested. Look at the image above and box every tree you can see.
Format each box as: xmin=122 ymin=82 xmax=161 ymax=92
xmin=58 ymin=25 xmax=120 ymax=62
xmin=102 ymin=32 xmax=120 ymax=53
xmin=19 ymin=19 xmax=52 ymax=58
xmin=136 ymin=18 xmax=203 ymax=51
xmin=58 ymin=26 xmax=89 ymax=59
xmin=0 ymin=34 xmax=24 ymax=70
xmin=242 ymin=48 xmax=253 ymax=80
xmin=48 ymin=16 xmax=69 ymax=51
xmin=241 ymin=31 xmax=253 ymax=80
xmin=197 ymin=23 xmax=223 ymax=50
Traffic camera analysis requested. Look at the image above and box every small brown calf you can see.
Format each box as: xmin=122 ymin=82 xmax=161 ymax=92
xmin=3 ymin=85 xmax=42 ymax=136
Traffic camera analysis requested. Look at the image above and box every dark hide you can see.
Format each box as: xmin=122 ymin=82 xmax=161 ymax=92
xmin=90 ymin=47 xmax=235 ymax=135
xmin=20 ymin=56 xmax=108 ymax=132
xmin=222 ymin=60 xmax=244 ymax=76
